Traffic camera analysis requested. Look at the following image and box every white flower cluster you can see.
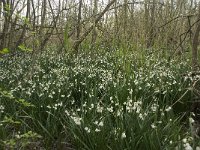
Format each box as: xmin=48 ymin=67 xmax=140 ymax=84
xmin=0 ymin=105 xmax=5 ymax=113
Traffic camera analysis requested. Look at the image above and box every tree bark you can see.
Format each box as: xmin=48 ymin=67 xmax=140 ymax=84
xmin=15 ymin=0 xmax=30 ymax=48
xmin=0 ymin=0 xmax=10 ymax=50
xmin=192 ymin=3 xmax=200 ymax=71
xmin=74 ymin=0 xmax=83 ymax=53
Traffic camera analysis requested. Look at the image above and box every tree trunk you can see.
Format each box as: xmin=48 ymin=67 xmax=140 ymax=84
xmin=74 ymin=0 xmax=83 ymax=53
xmin=192 ymin=3 xmax=200 ymax=71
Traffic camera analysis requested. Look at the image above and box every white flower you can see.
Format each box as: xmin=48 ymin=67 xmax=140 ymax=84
xmin=133 ymin=101 xmax=142 ymax=113
xmin=0 ymin=105 xmax=5 ymax=113
xmin=57 ymin=102 xmax=63 ymax=106
xmin=121 ymin=132 xmax=126 ymax=139
xmin=196 ymin=146 xmax=200 ymax=150
xmin=117 ymin=109 xmax=121 ymax=116
xmin=71 ymin=116 xmax=82 ymax=125
xmin=91 ymin=104 xmax=94 ymax=109
xmin=151 ymin=104 xmax=157 ymax=112
xmin=163 ymin=90 xmax=167 ymax=94
xmin=15 ymin=134 xmax=20 ymax=139
xmin=129 ymin=89 xmax=133 ymax=95
xmin=65 ymin=110 xmax=70 ymax=116
xmin=173 ymin=80 xmax=177 ymax=84
xmin=94 ymin=121 xmax=98 ymax=125
xmin=97 ymin=104 xmax=103 ymax=113
xmin=189 ymin=117 xmax=194 ymax=124
xmin=107 ymin=106 xmax=113 ymax=113
xmin=165 ymin=106 xmax=172 ymax=112
xmin=98 ymin=121 xmax=104 ymax=127
xmin=83 ymin=102 xmax=87 ymax=107
xmin=95 ymin=128 xmax=101 ymax=132
xmin=182 ymin=138 xmax=187 ymax=143
xmin=184 ymin=143 xmax=193 ymax=150
xmin=115 ymin=102 xmax=119 ymax=106
xmin=84 ymin=127 xmax=91 ymax=133
xmin=146 ymin=83 xmax=151 ymax=87
xmin=48 ymin=94 xmax=53 ymax=98
xmin=151 ymin=123 xmax=156 ymax=129
xmin=139 ymin=113 xmax=144 ymax=120
xmin=61 ymin=95 xmax=65 ymax=97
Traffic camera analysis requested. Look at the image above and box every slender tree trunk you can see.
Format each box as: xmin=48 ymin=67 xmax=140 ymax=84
xmin=123 ymin=0 xmax=128 ymax=40
xmin=114 ymin=1 xmax=119 ymax=46
xmin=40 ymin=0 xmax=47 ymax=34
xmin=15 ymin=0 xmax=30 ymax=48
xmin=0 ymin=1 xmax=2 ymax=32
xmin=144 ymin=0 xmax=149 ymax=48
xmin=147 ymin=0 xmax=156 ymax=48
xmin=192 ymin=4 xmax=200 ymax=71
xmin=91 ymin=0 xmax=98 ymax=46
xmin=74 ymin=0 xmax=83 ymax=53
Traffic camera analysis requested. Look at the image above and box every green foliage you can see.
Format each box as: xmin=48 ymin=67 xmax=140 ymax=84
xmin=2 ymin=131 xmax=42 ymax=149
xmin=18 ymin=44 xmax=32 ymax=52
xmin=22 ymin=17 xmax=30 ymax=25
xmin=1 ymin=116 xmax=21 ymax=125
xmin=0 ymin=88 xmax=34 ymax=107
xmin=5 ymin=4 xmax=11 ymax=12
xmin=0 ymin=48 xmax=199 ymax=149
xmin=0 ymin=48 xmax=9 ymax=54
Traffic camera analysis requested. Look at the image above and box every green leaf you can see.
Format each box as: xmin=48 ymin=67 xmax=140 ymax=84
xmin=18 ymin=44 xmax=32 ymax=52
xmin=17 ymin=99 xmax=35 ymax=107
xmin=31 ymin=31 xmax=37 ymax=35
xmin=1 ymin=116 xmax=21 ymax=125
xmin=0 ymin=48 xmax=10 ymax=54
xmin=5 ymin=4 xmax=11 ymax=11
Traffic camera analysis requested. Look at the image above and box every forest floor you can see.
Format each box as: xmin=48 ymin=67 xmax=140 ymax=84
xmin=0 ymin=49 xmax=200 ymax=150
